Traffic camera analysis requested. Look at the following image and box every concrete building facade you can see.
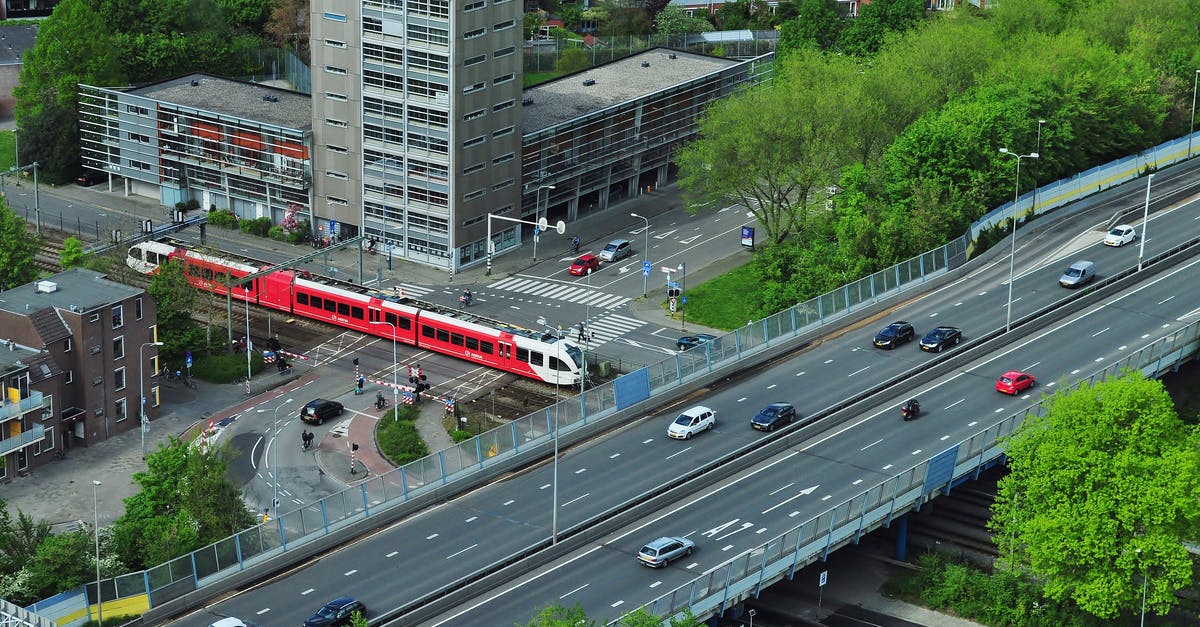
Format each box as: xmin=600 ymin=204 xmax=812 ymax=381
xmin=0 ymin=269 xmax=160 ymax=478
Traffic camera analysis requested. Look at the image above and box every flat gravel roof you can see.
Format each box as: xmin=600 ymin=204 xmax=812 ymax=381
xmin=128 ymin=73 xmax=312 ymax=131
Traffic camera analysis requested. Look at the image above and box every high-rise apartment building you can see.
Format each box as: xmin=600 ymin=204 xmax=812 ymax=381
xmin=311 ymin=0 xmax=523 ymax=271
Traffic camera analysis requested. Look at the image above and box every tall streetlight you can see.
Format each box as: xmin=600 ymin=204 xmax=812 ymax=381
xmin=1137 ymin=547 xmax=1148 ymax=627
xmin=532 ymin=184 xmax=555 ymax=262
xmin=257 ymin=398 xmax=294 ymax=516
xmin=139 ymin=341 xmax=164 ymax=460
xmin=1189 ymin=69 xmax=1199 ymax=157
xmin=1139 ymin=173 xmax=1154 ymax=271
xmin=550 ymin=342 xmax=562 ymax=545
xmin=631 ymin=212 xmax=650 ymax=297
xmin=12 ymin=128 xmax=18 ymax=169
xmin=678 ymin=261 xmax=687 ymax=330
xmin=999 ymin=147 xmax=1038 ymax=333
xmin=369 ymin=320 xmax=400 ymax=419
xmin=1032 ymin=119 xmax=1046 ymax=212
xmin=92 ymin=479 xmax=103 ymax=627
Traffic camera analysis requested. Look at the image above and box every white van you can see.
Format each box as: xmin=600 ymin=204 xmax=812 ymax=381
xmin=1059 ymin=260 xmax=1095 ymax=288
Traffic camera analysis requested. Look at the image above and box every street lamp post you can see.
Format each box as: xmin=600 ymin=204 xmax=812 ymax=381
xmin=92 ymin=479 xmax=103 ymax=627
xmin=257 ymin=398 xmax=294 ymax=516
xmin=486 ymin=212 xmax=567 ymax=276
xmin=369 ymin=320 xmax=400 ymax=419
xmin=999 ymin=147 xmax=1039 ymax=333
xmin=532 ymin=184 xmax=555 ymax=262
xmin=1139 ymin=173 xmax=1154 ymax=271
xmin=631 ymin=212 xmax=650 ymax=297
xmin=139 ymin=341 xmax=164 ymax=460
xmin=1032 ymin=119 xmax=1046 ymax=211
xmin=550 ymin=343 xmax=562 ymax=545
xmin=1189 ymin=69 xmax=1199 ymax=157
xmin=13 ymin=128 xmax=18 ymax=169
xmin=678 ymin=262 xmax=687 ymax=330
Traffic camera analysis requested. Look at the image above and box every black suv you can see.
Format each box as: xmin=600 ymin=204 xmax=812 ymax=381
xmin=300 ymin=399 xmax=344 ymax=425
xmin=873 ymin=321 xmax=915 ymax=349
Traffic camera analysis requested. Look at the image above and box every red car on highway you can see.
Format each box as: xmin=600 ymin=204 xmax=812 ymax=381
xmin=569 ymin=254 xmax=600 ymax=276
xmin=995 ymin=370 xmax=1035 ymax=395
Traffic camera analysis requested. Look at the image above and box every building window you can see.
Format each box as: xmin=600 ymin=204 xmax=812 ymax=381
xmin=326 ymin=92 xmax=348 ymax=101
xmin=113 ymin=336 xmax=125 ymax=359
xmin=326 ymin=118 xmax=349 ymax=128
xmin=65 ymin=370 xmax=73 ymax=384
xmin=150 ymin=354 xmax=160 ymax=377
xmin=492 ymin=126 xmax=514 ymax=138
xmin=492 ymin=99 xmax=514 ymax=112
xmin=135 ymin=297 xmax=143 ymax=320
xmin=493 ymin=73 xmax=515 ymax=85
xmin=128 ymin=132 xmax=150 ymax=143
xmin=494 ymin=46 xmax=515 ymax=58
xmin=322 ymin=11 xmax=347 ymax=21
xmin=464 ymin=54 xmax=487 ymax=67
xmin=114 ymin=367 xmax=126 ymax=391
xmin=114 ymin=398 xmax=127 ymax=422
xmin=150 ymin=324 xmax=157 ymax=344
xmin=463 ymin=135 xmax=486 ymax=148
xmin=492 ymin=178 xmax=513 ymax=190
xmin=42 ymin=395 xmax=54 ymax=421
xmin=63 ymin=338 xmax=71 ymax=352
xmin=464 ymin=189 xmax=485 ymax=201
xmin=464 ymin=27 xmax=486 ymax=39
xmin=492 ymin=153 xmax=514 ymax=164
xmin=464 ymin=82 xmax=486 ymax=95
xmin=328 ymin=145 xmax=349 ymax=154
xmin=494 ymin=19 xmax=515 ymax=30
xmin=325 ymin=65 xmax=348 ymax=75
xmin=463 ymin=163 xmax=485 ymax=175
xmin=328 ymin=196 xmax=350 ymax=206
xmin=326 ymin=171 xmax=348 ymax=180
xmin=364 ymin=16 xmax=382 ymax=32
xmin=463 ymin=109 xmax=486 ymax=122
xmin=325 ymin=38 xmax=347 ymax=48
xmin=126 ymin=104 xmax=149 ymax=115
xmin=151 ymin=385 xmax=160 ymax=407
xmin=464 ymin=0 xmax=486 ymax=10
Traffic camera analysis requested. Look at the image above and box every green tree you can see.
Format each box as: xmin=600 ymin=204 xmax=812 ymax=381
xmin=0 ymin=199 xmax=39 ymax=290
xmin=525 ymin=10 xmax=548 ymax=39
xmin=990 ymin=373 xmax=1200 ymax=620
xmin=525 ymin=602 xmax=595 ymax=626
xmin=265 ymin=0 xmax=311 ymax=62
xmin=147 ymin=259 xmax=202 ymax=357
xmin=13 ymin=0 xmax=125 ymax=123
xmin=23 ymin=532 xmax=96 ymax=602
xmin=110 ymin=437 xmax=255 ymax=570
xmin=0 ymin=500 xmax=50 ymax=575
xmin=555 ymin=48 xmax=591 ymax=74
xmin=777 ymin=0 xmax=840 ymax=55
xmin=654 ymin=4 xmax=713 ymax=35
xmin=17 ymin=100 xmax=84 ymax=184
xmin=60 ymin=236 xmax=87 ymax=270
xmin=620 ymin=607 xmax=702 ymax=626
xmin=837 ymin=0 xmax=925 ymax=57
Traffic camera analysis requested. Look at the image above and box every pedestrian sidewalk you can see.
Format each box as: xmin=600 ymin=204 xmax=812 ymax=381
xmin=315 ymin=399 xmax=455 ymax=485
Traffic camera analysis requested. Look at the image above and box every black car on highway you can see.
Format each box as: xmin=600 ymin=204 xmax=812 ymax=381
xmin=303 ymin=596 xmax=366 ymax=627
xmin=750 ymin=402 xmax=797 ymax=432
xmin=873 ymin=321 xmax=915 ymax=349
xmin=919 ymin=326 xmax=962 ymax=352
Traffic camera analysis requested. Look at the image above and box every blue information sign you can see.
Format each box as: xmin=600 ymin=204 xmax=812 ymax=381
xmin=185 ymin=351 xmax=193 ymax=367
xmin=741 ymin=225 xmax=755 ymax=249
xmin=642 ymin=261 xmax=652 ymax=276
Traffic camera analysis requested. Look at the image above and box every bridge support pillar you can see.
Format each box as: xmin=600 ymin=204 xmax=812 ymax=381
xmin=894 ymin=513 xmax=909 ymax=562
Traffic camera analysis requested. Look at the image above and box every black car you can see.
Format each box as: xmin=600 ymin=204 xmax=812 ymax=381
xmin=300 ymin=399 xmax=344 ymax=425
xmin=873 ymin=321 xmax=915 ymax=349
xmin=76 ymin=170 xmax=107 ymax=186
xmin=919 ymin=326 xmax=962 ymax=352
xmin=677 ymin=333 xmax=718 ymax=351
xmin=303 ymin=596 xmax=366 ymax=627
xmin=750 ymin=402 xmax=797 ymax=432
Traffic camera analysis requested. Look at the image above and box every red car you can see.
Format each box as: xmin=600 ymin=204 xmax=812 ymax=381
xmin=995 ymin=370 xmax=1035 ymax=395
xmin=569 ymin=254 xmax=600 ymax=276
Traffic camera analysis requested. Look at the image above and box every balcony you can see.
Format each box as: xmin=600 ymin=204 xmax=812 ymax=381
xmin=0 ymin=390 xmax=45 ymax=422
xmin=0 ymin=423 xmax=46 ymax=457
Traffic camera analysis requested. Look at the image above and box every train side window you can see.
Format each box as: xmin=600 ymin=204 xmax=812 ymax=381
xmin=398 ymin=317 xmax=411 ymax=330
xmin=436 ymin=329 xmax=449 ymax=342
xmin=326 ymin=300 xmax=338 ymax=313
xmin=422 ymin=325 xmax=435 ymax=339
xmin=368 ymin=308 xmax=378 ymax=322
xmin=480 ymin=341 xmax=493 ymax=354
xmin=516 ymin=347 xmax=529 ymax=362
xmin=450 ymin=333 xmax=464 ymax=346
xmin=465 ymin=337 xmax=478 ymax=350
xmin=529 ymin=351 xmax=543 ymax=367
xmin=338 ymin=303 xmax=351 ymax=316
xmin=297 ymin=293 xmax=309 ymax=306
xmin=311 ymin=296 xmax=323 ymax=309
xmin=549 ymin=356 xmax=563 ymax=371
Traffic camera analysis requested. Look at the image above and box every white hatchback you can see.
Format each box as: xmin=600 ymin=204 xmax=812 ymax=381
xmin=667 ymin=405 xmax=716 ymax=439
xmin=1104 ymin=224 xmax=1136 ymax=247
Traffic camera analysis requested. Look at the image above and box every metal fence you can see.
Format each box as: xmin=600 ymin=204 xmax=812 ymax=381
xmin=617 ymin=313 xmax=1200 ymax=625
xmin=524 ymin=33 xmax=778 ymax=75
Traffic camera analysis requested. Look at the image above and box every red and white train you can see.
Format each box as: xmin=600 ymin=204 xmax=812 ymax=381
xmin=127 ymin=240 xmax=583 ymax=385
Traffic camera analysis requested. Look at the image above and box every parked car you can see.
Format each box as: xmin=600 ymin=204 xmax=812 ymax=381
xmin=1059 ymin=260 xmax=1096 ymax=288
xmin=598 ymin=239 xmax=632 ymax=262
xmin=636 ymin=536 xmax=695 ymax=568
xmin=995 ymin=371 xmax=1035 ymax=395
xmin=300 ymin=399 xmax=344 ymax=425
xmin=750 ymin=402 xmax=796 ymax=432
xmin=569 ymin=254 xmax=600 ymax=276
xmin=76 ymin=170 xmax=107 ymax=186
xmin=667 ymin=405 xmax=715 ymax=439
xmin=303 ymin=597 xmax=366 ymax=627
xmin=1104 ymin=224 xmax=1136 ymax=247
xmin=677 ymin=333 xmax=718 ymax=351
xmin=919 ymin=326 xmax=962 ymax=353
xmin=873 ymin=321 xmax=915 ymax=349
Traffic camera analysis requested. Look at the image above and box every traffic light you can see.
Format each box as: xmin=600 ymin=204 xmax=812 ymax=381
xmin=351 ymin=442 xmax=359 ymax=452
xmin=667 ymin=287 xmax=681 ymax=298
xmin=353 ymin=357 xmax=359 ymax=366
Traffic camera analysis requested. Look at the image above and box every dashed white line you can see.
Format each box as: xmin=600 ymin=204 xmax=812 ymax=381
xmin=650 ymin=581 xmax=663 ymax=588
xmin=945 ymin=399 xmax=965 ymax=410
xmin=1092 ymin=327 xmax=1110 ymax=337
xmin=301 ymin=588 xmax=314 ymax=595
xmin=642 ymin=438 xmax=654 ymax=444
xmin=503 ymin=500 xmax=515 ymax=506
xmin=256 ymin=608 xmax=270 ymax=615
xmin=861 ymin=439 xmax=883 ymax=451
xmin=795 ymin=371 xmax=806 ymax=376
xmin=1159 ymin=296 xmax=1175 ymax=305
xmin=910 ymin=450 xmax=922 ymax=456
xmin=940 ymin=435 xmax=950 ymax=441
xmin=611 ymin=600 xmax=625 ymax=608
xmin=387 ymin=551 xmax=400 ymax=557
xmin=665 ymin=447 xmax=692 ymax=460
xmin=769 ymin=482 xmax=795 ymax=495
xmin=562 ymin=493 xmax=590 ymax=507
xmin=609 ymin=453 xmax=621 ymax=459
xmin=446 ymin=544 xmax=479 ymax=560
xmin=560 ymin=584 xmax=589 ymax=599
xmin=465 ymin=516 xmax=478 ymax=523
xmin=852 ymin=479 xmax=863 ymax=485
xmin=345 ymin=569 xmax=358 ymax=576
xmin=574 ymin=468 xmax=586 ymax=474
xmin=848 ymin=366 xmax=870 ymax=377
xmin=540 ymin=483 xmax=551 ymax=490
xmin=824 ymin=359 xmax=834 ymax=364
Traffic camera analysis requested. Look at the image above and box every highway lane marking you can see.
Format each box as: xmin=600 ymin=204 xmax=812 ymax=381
xmin=611 ymin=600 xmax=625 ymax=608
xmin=574 ymin=468 xmax=586 ymax=474
xmin=503 ymin=500 xmax=515 ymax=506
xmin=968 ymin=421 xmax=978 ymax=426
xmin=446 ymin=544 xmax=478 ymax=559
xmin=345 ymin=569 xmax=358 ymax=576
xmin=388 ymin=551 xmax=400 ymax=557
xmin=954 ymin=302 xmax=963 ymax=307
xmin=761 ymin=485 xmax=819 ymax=515
xmin=929 ymin=312 xmax=939 ymax=317
xmin=301 ymin=588 xmax=314 ymax=595
xmin=610 ymin=453 xmax=621 ymax=459
xmin=882 ymin=464 xmax=893 ymax=470
xmin=562 ymin=493 xmax=590 ymax=507
xmin=665 ymin=447 xmax=692 ymax=460
xmin=821 ymin=495 xmax=832 ymax=501
xmin=1094 ymin=357 xmax=1105 ymax=362
xmin=852 ymin=479 xmax=863 ymax=485
xmin=1159 ymin=296 xmax=1175 ymax=305
xmin=789 ymin=511 xmax=800 ymax=517
xmin=540 ymin=483 xmax=551 ymax=490
xmin=995 ymin=408 xmax=1005 ymax=413
xmin=795 ymin=371 xmax=806 ymax=376
xmin=427 ymin=451 xmax=803 ymax=625
xmin=767 ymin=383 xmax=777 ymax=389
xmin=642 ymin=438 xmax=654 ymax=444
xmin=1142 ymin=333 xmax=1151 ymax=338
xmin=824 ymin=359 xmax=834 ymax=364
xmin=650 ymin=581 xmax=663 ymax=588
xmin=769 ymin=482 xmax=795 ymax=495
xmin=1092 ymin=327 xmax=1110 ymax=337
xmin=737 ymin=397 xmax=749 ymax=403
xmin=757 ymin=527 xmax=767 ymax=534
xmin=1071 ymin=369 xmax=1081 ymax=374
xmin=940 ymin=435 xmax=950 ymax=441
xmin=722 ymin=544 xmax=735 ymax=552
xmin=945 ymin=399 xmax=965 ymax=410
xmin=250 ymin=435 xmax=263 ymax=469
xmin=848 ymin=366 xmax=870 ymax=377
xmin=560 ymin=584 xmax=588 ymax=599
xmin=465 ymin=516 xmax=478 ymax=523
xmin=1119 ymin=345 xmax=1128 ymax=350
xmin=1024 ymin=361 xmax=1041 ymax=370
xmin=256 ymin=608 xmax=270 ymax=615
xmin=861 ymin=439 xmax=883 ymax=451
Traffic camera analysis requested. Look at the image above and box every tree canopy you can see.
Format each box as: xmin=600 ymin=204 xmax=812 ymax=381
xmin=0 ymin=197 xmax=39 ymax=290
xmin=989 ymin=373 xmax=1200 ymax=620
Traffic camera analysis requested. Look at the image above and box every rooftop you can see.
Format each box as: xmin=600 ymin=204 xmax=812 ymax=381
xmin=125 ymin=73 xmax=312 ymax=131
xmin=0 ymin=268 xmax=144 ymax=317
xmin=522 ymin=48 xmax=739 ymax=133
xmin=0 ymin=345 xmax=37 ymax=374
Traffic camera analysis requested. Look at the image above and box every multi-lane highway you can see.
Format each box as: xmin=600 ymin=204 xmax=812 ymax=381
xmin=170 ymin=170 xmax=1200 ymax=626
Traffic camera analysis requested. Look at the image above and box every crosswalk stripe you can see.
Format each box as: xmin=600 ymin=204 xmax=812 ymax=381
xmin=392 ymin=283 xmax=434 ymax=297
xmin=488 ymin=277 xmax=633 ymax=310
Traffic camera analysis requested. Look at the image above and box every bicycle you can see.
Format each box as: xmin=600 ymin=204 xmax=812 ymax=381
xmin=182 ymin=376 xmax=198 ymax=390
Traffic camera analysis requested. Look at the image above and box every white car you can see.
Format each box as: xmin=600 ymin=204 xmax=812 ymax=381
xmin=1104 ymin=224 xmax=1136 ymax=247
xmin=667 ymin=405 xmax=716 ymax=439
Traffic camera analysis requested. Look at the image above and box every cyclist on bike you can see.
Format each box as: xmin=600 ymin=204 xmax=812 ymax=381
xmin=571 ymin=236 xmax=580 ymax=253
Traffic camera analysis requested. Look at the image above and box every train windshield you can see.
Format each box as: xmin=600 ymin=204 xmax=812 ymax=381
xmin=562 ymin=344 xmax=583 ymax=370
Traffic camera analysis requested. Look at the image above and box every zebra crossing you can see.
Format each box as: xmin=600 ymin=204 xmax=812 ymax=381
xmin=487 ymin=277 xmax=631 ymax=310
xmin=579 ymin=313 xmax=646 ymax=348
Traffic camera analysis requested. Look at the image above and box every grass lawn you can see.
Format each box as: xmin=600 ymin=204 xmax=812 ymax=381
xmin=0 ymin=131 xmax=15 ymax=172
xmin=666 ymin=263 xmax=763 ymax=331
xmin=523 ymin=71 xmax=561 ymax=87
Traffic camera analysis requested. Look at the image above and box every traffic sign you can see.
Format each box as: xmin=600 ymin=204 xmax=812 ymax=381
xmin=661 ymin=266 xmax=674 ymax=274
xmin=185 ymin=351 xmax=193 ymax=367
xmin=819 ymin=570 xmax=828 ymax=587
xmin=642 ymin=261 xmax=651 ymax=276
xmin=668 ymin=281 xmax=679 ymax=288
xmin=669 ymin=297 xmax=677 ymax=312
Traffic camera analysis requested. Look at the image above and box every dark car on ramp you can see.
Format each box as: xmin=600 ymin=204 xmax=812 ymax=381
xmin=750 ymin=402 xmax=797 ymax=432
xmin=873 ymin=321 xmax=915 ymax=349
xmin=919 ymin=326 xmax=962 ymax=352
xmin=677 ymin=333 xmax=718 ymax=351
